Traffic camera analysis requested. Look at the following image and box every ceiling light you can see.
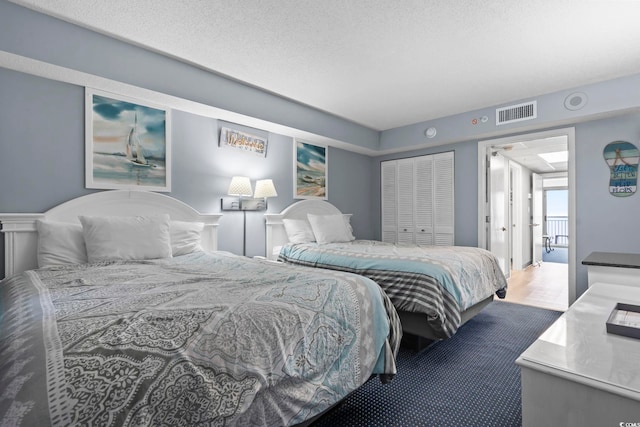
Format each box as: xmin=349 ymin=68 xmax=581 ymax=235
xmin=538 ymin=152 xmax=568 ymax=163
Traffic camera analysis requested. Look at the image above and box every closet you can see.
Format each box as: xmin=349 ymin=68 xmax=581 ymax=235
xmin=381 ymin=151 xmax=454 ymax=245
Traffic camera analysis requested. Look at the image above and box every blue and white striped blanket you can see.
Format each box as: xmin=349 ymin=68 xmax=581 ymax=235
xmin=278 ymin=240 xmax=508 ymax=338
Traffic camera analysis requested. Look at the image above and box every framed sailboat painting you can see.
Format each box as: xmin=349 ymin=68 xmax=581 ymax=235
xmin=85 ymin=88 xmax=171 ymax=192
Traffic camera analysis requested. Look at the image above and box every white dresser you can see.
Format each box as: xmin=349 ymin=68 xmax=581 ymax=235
xmin=516 ymin=282 xmax=640 ymax=426
xmin=582 ymin=251 xmax=640 ymax=287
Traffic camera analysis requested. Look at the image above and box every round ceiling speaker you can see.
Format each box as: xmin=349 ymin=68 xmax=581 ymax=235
xmin=425 ymin=127 xmax=437 ymax=138
xmin=564 ymin=92 xmax=588 ymax=111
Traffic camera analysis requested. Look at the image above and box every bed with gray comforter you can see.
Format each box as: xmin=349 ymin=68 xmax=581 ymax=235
xmin=0 ymin=251 xmax=400 ymax=426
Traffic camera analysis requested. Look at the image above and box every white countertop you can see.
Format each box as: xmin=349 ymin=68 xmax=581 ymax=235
xmin=516 ymin=282 xmax=640 ymax=400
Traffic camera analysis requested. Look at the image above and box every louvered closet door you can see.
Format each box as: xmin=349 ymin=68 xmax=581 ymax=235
xmin=414 ymin=156 xmax=434 ymax=245
xmin=381 ymin=153 xmax=454 ymax=246
xmin=396 ymin=159 xmax=415 ymax=244
xmin=381 ymin=161 xmax=397 ymax=243
xmin=433 ymin=152 xmax=455 ymax=245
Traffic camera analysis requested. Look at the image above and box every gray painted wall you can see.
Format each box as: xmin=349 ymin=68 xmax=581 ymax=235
xmin=0 ymin=68 xmax=88 ymax=212
xmin=574 ymin=113 xmax=640 ymax=294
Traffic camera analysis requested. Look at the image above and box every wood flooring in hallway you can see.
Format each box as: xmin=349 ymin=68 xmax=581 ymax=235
xmin=495 ymin=261 xmax=568 ymax=312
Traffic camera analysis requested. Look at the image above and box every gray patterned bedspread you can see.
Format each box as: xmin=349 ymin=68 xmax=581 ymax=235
xmin=278 ymin=240 xmax=508 ymax=339
xmin=0 ymin=251 xmax=400 ymax=426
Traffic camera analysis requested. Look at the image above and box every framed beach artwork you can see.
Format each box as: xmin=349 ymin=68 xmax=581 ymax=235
xmin=85 ymin=88 xmax=171 ymax=192
xmin=294 ymin=140 xmax=327 ymax=199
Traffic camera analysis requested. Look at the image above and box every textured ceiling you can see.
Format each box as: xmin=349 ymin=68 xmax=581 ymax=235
xmin=10 ymin=0 xmax=640 ymax=131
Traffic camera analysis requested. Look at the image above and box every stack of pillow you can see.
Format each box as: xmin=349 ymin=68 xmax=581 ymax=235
xmin=36 ymin=214 xmax=204 ymax=267
xmin=283 ymin=213 xmax=355 ymax=244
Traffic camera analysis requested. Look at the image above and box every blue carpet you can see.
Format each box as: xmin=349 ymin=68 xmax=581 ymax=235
xmin=542 ymin=247 xmax=568 ymax=263
xmin=313 ymin=301 xmax=562 ymax=427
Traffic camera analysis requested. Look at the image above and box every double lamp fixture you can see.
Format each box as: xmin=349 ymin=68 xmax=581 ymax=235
xmin=221 ymin=176 xmax=278 ymax=211
xmin=221 ymin=176 xmax=278 ymax=256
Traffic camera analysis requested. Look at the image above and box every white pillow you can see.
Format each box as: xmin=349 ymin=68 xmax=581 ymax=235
xmin=170 ymin=220 xmax=204 ymax=256
xmin=343 ymin=215 xmax=356 ymax=241
xmin=79 ymin=214 xmax=172 ymax=262
xmin=283 ymin=218 xmax=316 ymax=244
xmin=307 ymin=213 xmax=355 ymax=244
xmin=36 ymin=220 xmax=88 ymax=267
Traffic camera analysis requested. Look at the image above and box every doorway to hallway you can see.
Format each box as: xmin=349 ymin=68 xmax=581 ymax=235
xmin=479 ymin=127 xmax=576 ymax=311
xmin=504 ymin=181 xmax=568 ymax=311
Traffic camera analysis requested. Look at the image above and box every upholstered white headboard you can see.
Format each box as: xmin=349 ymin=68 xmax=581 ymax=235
xmin=0 ymin=190 xmax=222 ymax=278
xmin=264 ymin=200 xmax=351 ymax=260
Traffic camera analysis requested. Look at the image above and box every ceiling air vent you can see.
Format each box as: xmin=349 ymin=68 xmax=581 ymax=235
xmin=496 ymin=101 xmax=537 ymax=125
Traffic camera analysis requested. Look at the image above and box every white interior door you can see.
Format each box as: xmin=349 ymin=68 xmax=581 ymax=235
xmin=414 ymin=156 xmax=434 ymax=245
xmin=433 ymin=152 xmax=455 ymax=245
xmin=381 ymin=161 xmax=398 ymax=243
xmin=396 ymin=159 xmax=415 ymax=244
xmin=489 ymin=152 xmax=510 ymax=276
xmin=531 ymin=173 xmax=543 ymax=265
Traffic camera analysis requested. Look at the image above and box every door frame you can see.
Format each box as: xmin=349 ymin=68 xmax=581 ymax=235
xmin=532 ymin=172 xmax=544 ymax=266
xmin=509 ymin=161 xmax=524 ymax=271
xmin=477 ymin=127 xmax=577 ymax=305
